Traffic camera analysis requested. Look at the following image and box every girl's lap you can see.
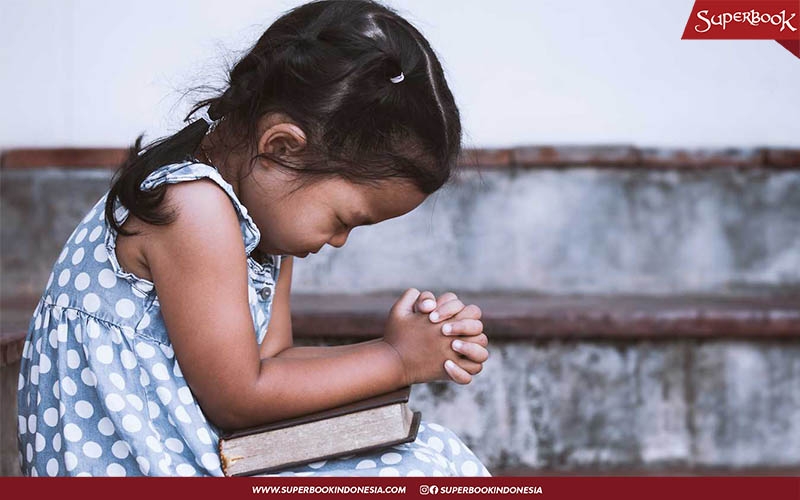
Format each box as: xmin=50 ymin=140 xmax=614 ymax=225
xmin=255 ymin=420 xmax=490 ymax=477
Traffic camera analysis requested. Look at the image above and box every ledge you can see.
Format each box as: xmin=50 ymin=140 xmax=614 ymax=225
xmin=3 ymin=291 xmax=799 ymax=367
xmin=1 ymin=146 xmax=798 ymax=170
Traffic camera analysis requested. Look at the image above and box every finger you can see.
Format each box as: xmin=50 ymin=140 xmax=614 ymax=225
xmin=447 ymin=357 xmax=483 ymax=377
xmin=441 ymin=318 xmax=483 ymax=336
xmin=449 ymin=303 xmax=483 ymax=321
xmin=393 ymin=288 xmax=421 ymax=316
xmin=435 ymin=292 xmax=458 ymax=308
xmin=444 ymin=359 xmax=472 ymax=385
xmin=451 ymin=338 xmax=489 ymax=363
xmin=413 ymin=290 xmax=438 ymax=314
xmin=429 ymin=298 xmax=466 ymax=323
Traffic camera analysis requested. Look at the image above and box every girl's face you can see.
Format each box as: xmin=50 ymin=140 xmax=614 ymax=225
xmin=208 ymin=113 xmax=429 ymax=258
xmin=240 ymin=169 xmax=428 ymax=258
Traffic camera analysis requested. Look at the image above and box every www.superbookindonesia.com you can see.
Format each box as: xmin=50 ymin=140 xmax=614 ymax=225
xmin=694 ymin=9 xmax=798 ymax=32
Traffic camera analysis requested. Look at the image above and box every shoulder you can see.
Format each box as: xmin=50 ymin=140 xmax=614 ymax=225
xmin=141 ymin=177 xmax=245 ymax=267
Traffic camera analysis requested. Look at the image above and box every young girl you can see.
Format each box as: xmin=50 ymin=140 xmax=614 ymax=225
xmin=17 ymin=0 xmax=491 ymax=477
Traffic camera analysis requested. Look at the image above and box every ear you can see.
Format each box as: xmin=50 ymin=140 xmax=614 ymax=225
xmin=257 ymin=123 xmax=307 ymax=158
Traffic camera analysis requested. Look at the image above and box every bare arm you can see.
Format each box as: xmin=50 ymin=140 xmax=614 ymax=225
xmin=272 ymin=338 xmax=383 ymax=359
xmin=144 ymin=180 xmax=407 ymax=431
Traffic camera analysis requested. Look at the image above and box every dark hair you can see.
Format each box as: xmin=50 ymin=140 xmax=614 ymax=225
xmin=105 ymin=0 xmax=463 ymax=237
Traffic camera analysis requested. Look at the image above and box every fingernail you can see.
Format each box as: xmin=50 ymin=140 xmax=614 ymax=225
xmin=423 ymin=299 xmax=436 ymax=309
xmin=445 ymin=360 xmax=456 ymax=370
xmin=430 ymin=311 xmax=439 ymax=322
xmin=442 ymin=323 xmax=452 ymax=334
xmin=452 ymin=339 xmax=463 ymax=350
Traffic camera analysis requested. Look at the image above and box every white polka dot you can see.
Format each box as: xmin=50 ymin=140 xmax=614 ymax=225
xmin=65 ymin=452 xmax=78 ymax=471
xmin=158 ymin=459 xmax=171 ymax=475
xmin=81 ymin=367 xmax=97 ymax=387
xmin=112 ymin=440 xmax=130 ymax=459
xmin=126 ymin=394 xmax=144 ymax=411
xmin=146 ymin=436 xmax=163 ymax=453
xmin=75 ymin=400 xmax=94 ymax=418
xmin=110 ymin=328 xmax=123 ymax=344
xmin=71 ymin=247 xmax=85 ymax=265
xmin=135 ymin=342 xmax=155 ymax=359
xmin=165 ymin=438 xmax=185 ymax=453
xmin=98 ymin=417 xmax=115 ymax=436
xmin=74 ymin=227 xmax=88 ymax=244
xmin=197 ymin=427 xmax=212 ymax=445
xmin=39 ymin=353 xmax=51 ymax=374
xmin=152 ymin=363 xmax=170 ymax=381
xmin=173 ymin=361 xmax=184 ymax=378
xmin=427 ymin=436 xmax=445 ymax=453
xmin=307 ymin=460 xmax=327 ymax=469
xmin=46 ymin=272 xmax=54 ymax=290
xmin=66 ymin=309 xmax=78 ymax=320
xmin=96 ymin=345 xmax=114 ymax=364
xmin=43 ymin=407 xmax=58 ymax=427
xmin=61 ymin=376 xmax=77 ymax=396
xmin=26 ymin=443 xmax=33 ymax=462
xmin=109 ymin=372 xmax=126 ymax=390
xmin=83 ymin=441 xmax=102 ymax=459
xmin=89 ymin=226 xmax=103 ymax=242
xmin=57 ymin=322 xmax=68 ymax=343
xmin=66 ymin=349 xmax=80 ymax=369
xmin=176 ymin=463 xmax=196 ymax=476
xmin=136 ymin=313 xmax=151 ymax=331
xmin=56 ymin=293 xmax=70 ymax=309
xmin=407 ymin=469 xmax=425 ymax=476
xmin=177 ymin=387 xmax=193 ymax=405
xmin=58 ymin=269 xmax=71 ymax=287
xmin=107 ymin=463 xmax=126 ymax=476
xmin=83 ymin=293 xmax=101 ymax=313
xmin=381 ymin=452 xmax=402 ymax=465
xmin=461 ymin=460 xmax=479 ymax=475
xmin=35 ymin=432 xmax=46 ymax=452
xmin=448 ymin=437 xmax=463 ymax=455
xmin=147 ymin=401 xmax=160 ymax=418
xmin=74 ymin=323 xmax=82 ymax=342
xmin=105 ymin=393 xmax=126 ymax=412
xmin=120 ymin=349 xmax=137 ymax=369
xmin=64 ymin=423 xmax=82 ymax=442
xmin=356 ymin=459 xmax=377 ymax=469
xmin=379 ymin=467 xmax=400 ymax=476
xmin=46 ymin=458 xmax=59 ymax=476
xmin=30 ymin=365 xmax=39 ymax=386
xmin=122 ymin=414 xmax=142 ymax=432
xmin=413 ymin=451 xmax=432 ymax=463
xmin=52 ymin=379 xmax=60 ymax=399
xmin=18 ymin=373 xmax=25 ymax=392
xmin=53 ymin=432 xmax=62 ymax=452
xmin=98 ymin=268 xmax=117 ymax=288
xmin=57 ymin=246 xmax=69 ymax=264
xmin=115 ymin=299 xmax=135 ymax=318
xmin=201 ymin=453 xmax=219 ymax=470
xmin=86 ymin=320 xmax=101 ymax=338
xmin=34 ymin=313 xmax=42 ymax=330
xmin=159 ymin=343 xmax=174 ymax=358
xmin=175 ymin=406 xmax=192 ymax=423
xmin=93 ymin=244 xmax=108 ymax=263
xmin=136 ymin=456 xmax=150 ymax=475
xmin=74 ymin=272 xmax=91 ymax=291
xmin=82 ymin=208 xmax=96 ymax=224
xmin=156 ymin=386 xmax=172 ymax=405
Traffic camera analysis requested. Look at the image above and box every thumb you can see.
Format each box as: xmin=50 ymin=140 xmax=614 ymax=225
xmin=392 ymin=288 xmax=422 ymax=316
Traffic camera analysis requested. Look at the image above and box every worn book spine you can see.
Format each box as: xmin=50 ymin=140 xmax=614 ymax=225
xmin=221 ymin=410 xmax=422 ymax=477
xmin=218 ymin=386 xmax=412 ymax=440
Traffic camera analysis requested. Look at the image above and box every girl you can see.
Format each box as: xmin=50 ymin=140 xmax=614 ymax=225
xmin=17 ymin=0 xmax=491 ymax=477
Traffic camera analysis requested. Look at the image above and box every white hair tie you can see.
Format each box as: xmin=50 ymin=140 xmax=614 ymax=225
xmin=390 ymin=71 xmax=404 ymax=84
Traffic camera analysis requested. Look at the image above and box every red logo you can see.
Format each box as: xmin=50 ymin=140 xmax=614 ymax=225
xmin=682 ymin=1 xmax=800 ymax=58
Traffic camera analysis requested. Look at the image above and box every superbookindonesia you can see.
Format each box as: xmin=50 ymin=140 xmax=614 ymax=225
xmin=694 ymin=9 xmax=798 ymax=33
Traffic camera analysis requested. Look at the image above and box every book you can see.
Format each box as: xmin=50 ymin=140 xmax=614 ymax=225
xmin=218 ymin=386 xmax=421 ymax=476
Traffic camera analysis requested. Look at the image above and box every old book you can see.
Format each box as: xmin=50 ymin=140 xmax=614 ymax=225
xmin=218 ymin=386 xmax=421 ymax=476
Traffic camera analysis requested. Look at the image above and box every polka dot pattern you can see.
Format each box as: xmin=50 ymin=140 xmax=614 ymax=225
xmin=13 ymin=162 xmax=490 ymax=477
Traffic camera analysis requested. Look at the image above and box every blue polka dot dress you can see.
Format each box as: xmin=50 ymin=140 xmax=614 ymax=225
xmin=16 ymin=160 xmax=492 ymax=477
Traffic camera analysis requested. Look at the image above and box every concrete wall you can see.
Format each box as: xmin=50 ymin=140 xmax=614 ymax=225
xmin=4 ymin=166 xmax=800 ymax=300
